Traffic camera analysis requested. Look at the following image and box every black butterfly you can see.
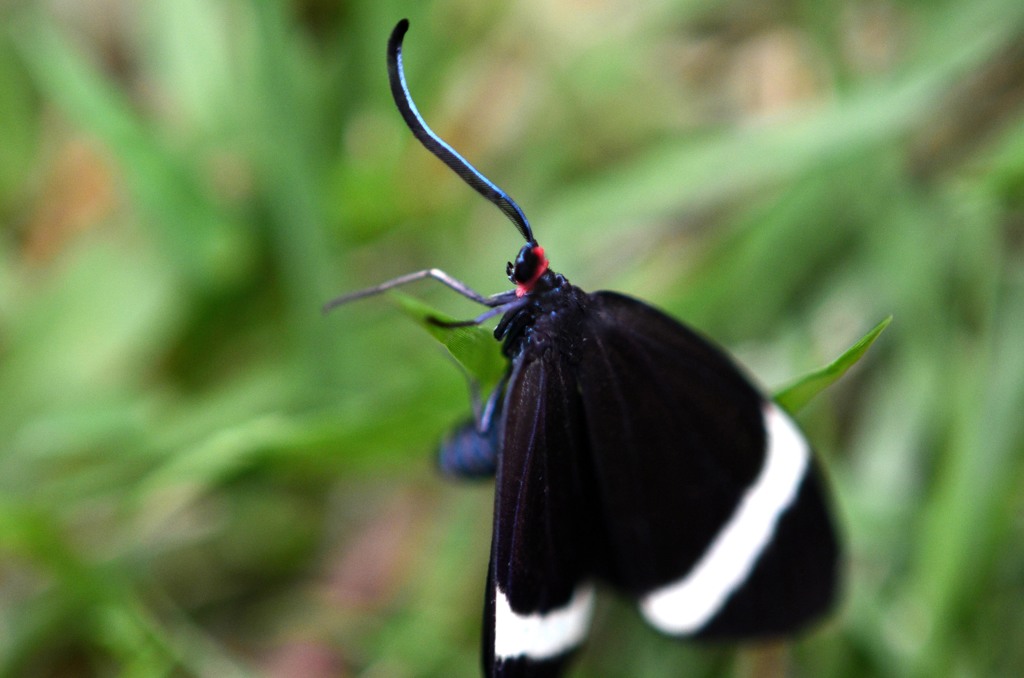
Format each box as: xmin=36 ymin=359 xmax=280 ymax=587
xmin=326 ymin=19 xmax=839 ymax=677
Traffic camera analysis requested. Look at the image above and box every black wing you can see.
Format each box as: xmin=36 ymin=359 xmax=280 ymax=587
xmin=575 ymin=292 xmax=838 ymax=639
xmin=481 ymin=290 xmax=839 ymax=676
xmin=483 ymin=354 xmax=598 ymax=677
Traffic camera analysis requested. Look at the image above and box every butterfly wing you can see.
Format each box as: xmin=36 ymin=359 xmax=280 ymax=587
xmin=481 ymin=289 xmax=839 ymax=676
xmin=575 ymin=291 xmax=839 ymax=639
xmin=483 ymin=354 xmax=598 ymax=676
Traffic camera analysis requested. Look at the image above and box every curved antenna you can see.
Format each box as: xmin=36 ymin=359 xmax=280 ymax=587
xmin=387 ymin=19 xmax=534 ymax=243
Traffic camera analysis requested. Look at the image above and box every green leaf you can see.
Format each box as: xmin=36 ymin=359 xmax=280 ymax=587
xmin=775 ymin=315 xmax=892 ymax=413
xmin=395 ymin=293 xmax=890 ymax=417
xmin=391 ymin=293 xmax=507 ymax=389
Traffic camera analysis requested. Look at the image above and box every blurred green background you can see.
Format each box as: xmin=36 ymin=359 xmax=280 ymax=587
xmin=2 ymin=0 xmax=1023 ymax=676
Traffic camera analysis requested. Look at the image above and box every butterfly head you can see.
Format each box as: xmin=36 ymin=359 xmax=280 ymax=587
xmin=508 ymin=243 xmax=550 ymax=298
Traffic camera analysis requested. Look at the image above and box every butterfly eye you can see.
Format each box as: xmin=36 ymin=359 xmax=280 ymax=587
xmin=510 ymin=245 xmax=545 ymax=283
xmin=510 ymin=246 xmax=533 ymax=284
xmin=510 ymin=244 xmax=550 ymax=297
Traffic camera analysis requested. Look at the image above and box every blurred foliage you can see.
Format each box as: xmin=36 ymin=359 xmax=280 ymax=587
xmin=1 ymin=0 xmax=1023 ymax=677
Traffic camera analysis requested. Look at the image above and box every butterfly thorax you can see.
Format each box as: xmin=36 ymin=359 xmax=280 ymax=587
xmin=495 ymin=269 xmax=589 ymax=362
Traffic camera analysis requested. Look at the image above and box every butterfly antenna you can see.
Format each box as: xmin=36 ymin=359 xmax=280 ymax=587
xmin=387 ymin=19 xmax=534 ymax=244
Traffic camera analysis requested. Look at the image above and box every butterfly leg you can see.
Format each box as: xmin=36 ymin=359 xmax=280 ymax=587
xmin=324 ymin=268 xmax=515 ymax=313
xmin=428 ymin=296 xmax=529 ymax=329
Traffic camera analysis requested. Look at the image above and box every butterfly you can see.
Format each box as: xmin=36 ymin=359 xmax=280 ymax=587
xmin=326 ymin=19 xmax=840 ymax=677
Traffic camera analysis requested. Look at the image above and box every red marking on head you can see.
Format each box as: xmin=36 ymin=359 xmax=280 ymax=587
xmin=515 ymin=246 xmax=549 ymax=297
